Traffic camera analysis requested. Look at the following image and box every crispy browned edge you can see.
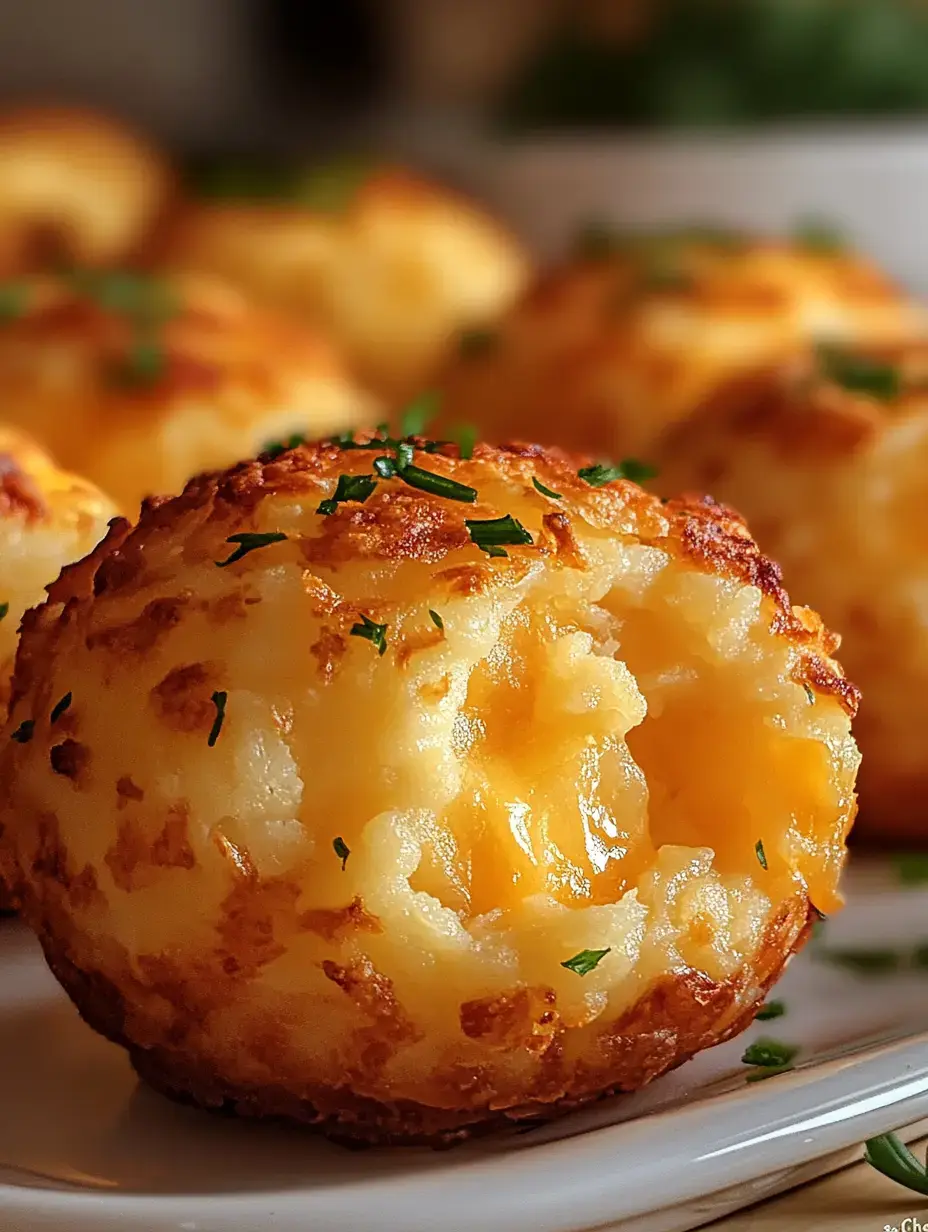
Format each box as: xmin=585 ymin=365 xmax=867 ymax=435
xmin=35 ymin=898 xmax=814 ymax=1146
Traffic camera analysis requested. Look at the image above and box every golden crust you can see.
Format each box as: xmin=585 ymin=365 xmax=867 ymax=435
xmin=658 ymin=341 xmax=928 ymax=842
xmin=0 ymin=438 xmax=859 ymax=1142
xmin=159 ymin=165 xmax=531 ymax=403
xmin=436 ymin=234 xmax=927 ymax=458
xmin=36 ymin=898 xmax=813 ymax=1144
xmin=0 ymin=272 xmax=379 ymax=508
xmin=0 ymin=105 xmax=173 ymax=275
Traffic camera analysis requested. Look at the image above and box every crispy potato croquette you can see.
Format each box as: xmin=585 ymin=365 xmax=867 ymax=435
xmin=437 ymin=231 xmax=927 ymax=458
xmin=0 ymin=426 xmax=117 ymax=712
xmin=159 ymin=164 xmax=530 ymax=403
xmin=0 ymin=105 xmax=172 ymax=276
xmin=658 ymin=342 xmax=928 ymax=844
xmin=0 ymin=271 xmax=378 ymax=509
xmin=0 ymin=436 xmax=859 ymax=1143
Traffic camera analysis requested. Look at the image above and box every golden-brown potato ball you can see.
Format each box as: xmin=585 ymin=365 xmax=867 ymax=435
xmin=158 ymin=163 xmax=530 ymax=404
xmin=0 ymin=105 xmax=172 ymax=277
xmin=0 ymin=425 xmax=117 ymax=712
xmin=0 ymin=270 xmax=379 ymax=510
xmin=0 ymin=433 xmax=859 ymax=1141
xmin=658 ymin=342 xmax=928 ymax=845
xmin=437 ymin=230 xmax=927 ymax=459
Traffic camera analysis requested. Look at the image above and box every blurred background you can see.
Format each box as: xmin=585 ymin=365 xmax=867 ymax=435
xmin=4 ymin=0 xmax=928 ymax=277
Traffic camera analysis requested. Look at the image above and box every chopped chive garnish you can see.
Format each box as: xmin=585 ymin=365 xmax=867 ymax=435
xmin=816 ymin=947 xmax=904 ymax=974
xmin=50 ymin=692 xmax=72 ymax=723
xmin=207 ymin=691 xmax=227 ymax=747
xmin=399 ymin=391 xmax=440 ymax=438
xmin=113 ymin=337 xmax=165 ymax=386
xmin=864 ymin=1132 xmax=928 ymax=1196
xmin=396 ymin=464 xmax=477 ymax=503
xmin=532 ymin=476 xmax=563 ymax=500
xmin=465 ymin=514 xmax=533 ymax=558
xmin=895 ymin=853 xmax=928 ymax=885
xmin=794 ymin=218 xmax=845 ymax=253
xmin=333 ymin=836 xmax=350 ymax=870
xmin=373 ymin=455 xmax=397 ymax=478
xmin=458 ymin=328 xmax=497 ymax=359
xmin=448 ymin=422 xmax=477 ymax=460
xmin=317 ymin=472 xmax=378 ymax=515
xmin=755 ymin=1000 xmax=786 ymax=1021
xmin=217 ymin=531 xmax=288 ymax=567
xmin=0 ymin=282 xmax=28 ymax=322
xmin=262 ymin=432 xmax=306 ymax=459
xmin=755 ymin=840 xmax=768 ymax=870
xmin=818 ymin=345 xmax=901 ymax=401
xmin=579 ymin=459 xmax=658 ymax=486
xmin=561 ymin=948 xmax=611 ymax=976
xmin=746 ymin=1064 xmax=795 ymax=1083
xmin=0 ymin=602 xmax=8 ymax=621
xmin=396 ymin=441 xmax=415 ymax=470
xmin=350 ymin=614 xmax=388 ymax=656
xmin=742 ymin=1038 xmax=799 ymax=1069
xmin=11 ymin=719 xmax=34 ymax=744
xmin=429 ymin=609 xmax=444 ymax=632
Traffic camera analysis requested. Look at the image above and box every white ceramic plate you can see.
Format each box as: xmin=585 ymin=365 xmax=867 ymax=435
xmin=1 ymin=858 xmax=926 ymax=1232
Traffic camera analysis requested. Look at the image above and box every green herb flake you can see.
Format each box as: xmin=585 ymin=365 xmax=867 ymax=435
xmin=466 ymin=513 xmax=534 ymax=558
xmin=561 ymin=947 xmax=611 ymax=976
xmin=350 ymin=613 xmax=388 ymax=656
xmin=578 ymin=459 xmax=658 ymax=487
xmin=864 ymin=1132 xmax=928 ymax=1197
xmin=817 ymin=947 xmax=903 ymax=974
xmin=742 ymin=1038 xmax=799 ymax=1069
xmin=448 ymin=422 xmax=477 ymax=460
xmin=803 ymin=683 xmax=816 ymax=705
xmin=818 ymin=345 xmax=901 ymax=402
xmin=894 ymin=853 xmax=928 ymax=886
xmin=207 ymin=691 xmax=227 ymax=747
xmin=217 ymin=531 xmax=288 ymax=567
xmin=333 ymin=836 xmax=351 ymax=871
xmin=112 ymin=337 xmax=165 ymax=387
xmin=429 ymin=609 xmax=444 ymax=632
xmin=0 ymin=282 xmax=28 ymax=322
xmin=458 ymin=328 xmax=498 ymax=359
xmin=11 ymin=719 xmax=35 ymax=744
xmin=794 ymin=218 xmax=845 ymax=254
xmin=755 ymin=839 xmax=768 ymax=870
xmin=0 ymin=602 xmax=8 ymax=621
xmin=400 ymin=391 xmax=440 ymax=439
xmin=755 ymin=999 xmax=786 ymax=1022
xmin=262 ymin=432 xmax=307 ymax=459
xmin=533 ymin=476 xmax=563 ymax=500
xmin=373 ymin=455 xmax=397 ymax=479
xmin=396 ymin=463 xmax=477 ymax=503
xmin=317 ymin=472 xmax=378 ymax=516
xmin=746 ymin=1063 xmax=796 ymax=1083
xmin=50 ymin=692 xmax=72 ymax=724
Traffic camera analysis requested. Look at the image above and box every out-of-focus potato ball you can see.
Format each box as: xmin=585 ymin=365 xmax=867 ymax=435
xmin=437 ymin=229 xmax=927 ymax=458
xmin=158 ymin=163 xmax=531 ymax=404
xmin=0 ymin=433 xmax=859 ymax=1142
xmin=0 ymin=106 xmax=172 ymax=276
xmin=0 ymin=271 xmax=379 ymax=509
xmin=658 ymin=342 xmax=928 ymax=844
xmin=0 ymin=426 xmax=117 ymax=712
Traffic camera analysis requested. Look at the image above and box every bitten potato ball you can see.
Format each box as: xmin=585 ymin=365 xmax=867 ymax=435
xmin=159 ymin=163 xmax=530 ymax=403
xmin=0 ymin=105 xmax=172 ymax=276
xmin=658 ymin=342 xmax=928 ymax=844
xmin=437 ymin=229 xmax=927 ymax=458
xmin=0 ymin=271 xmax=378 ymax=509
xmin=0 ymin=426 xmax=117 ymax=711
xmin=0 ymin=435 xmax=859 ymax=1143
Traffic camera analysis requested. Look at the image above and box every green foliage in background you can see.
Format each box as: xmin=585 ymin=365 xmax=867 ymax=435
xmin=503 ymin=0 xmax=928 ymax=130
